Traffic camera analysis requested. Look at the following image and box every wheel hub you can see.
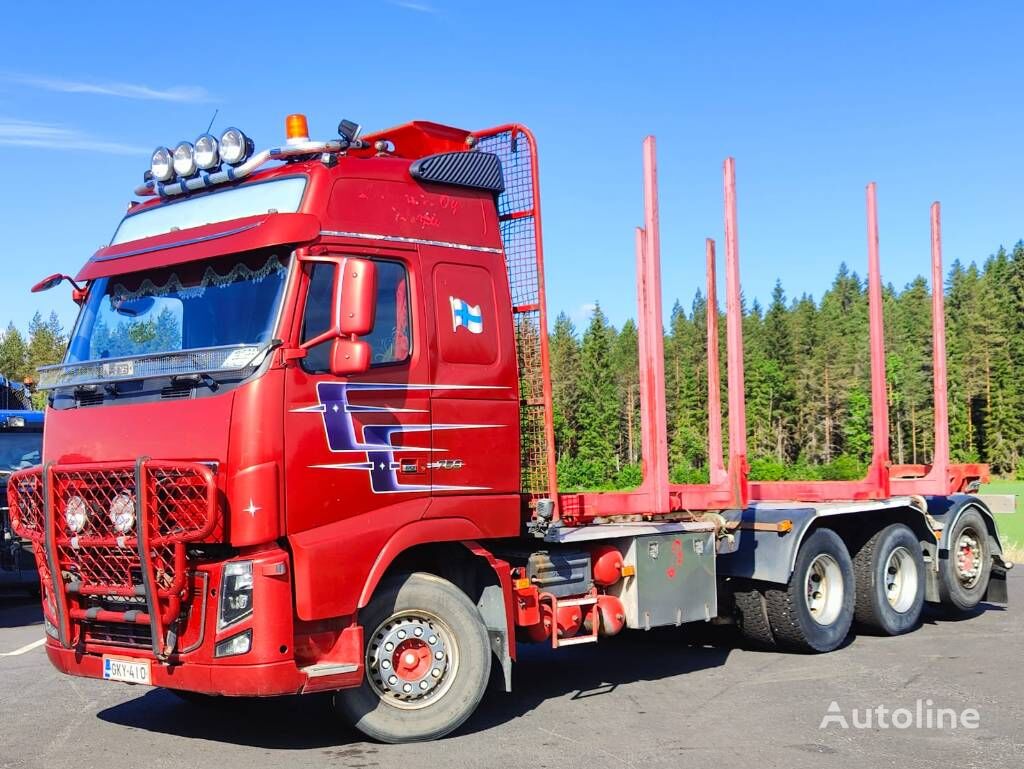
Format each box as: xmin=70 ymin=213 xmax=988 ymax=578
xmin=367 ymin=613 xmax=456 ymax=709
xmin=884 ymin=545 xmax=918 ymax=613
xmin=805 ymin=553 xmax=844 ymax=626
xmin=955 ymin=529 xmax=982 ymax=587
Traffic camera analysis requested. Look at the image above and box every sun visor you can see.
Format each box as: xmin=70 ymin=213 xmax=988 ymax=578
xmin=77 ymin=212 xmax=320 ymax=282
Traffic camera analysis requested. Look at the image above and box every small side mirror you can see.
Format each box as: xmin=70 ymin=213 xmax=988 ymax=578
xmin=32 ymin=273 xmax=87 ymax=305
xmin=32 ymin=273 xmax=69 ymax=293
xmin=329 ymin=338 xmax=371 ymax=376
xmin=337 ymin=258 xmax=377 ymax=337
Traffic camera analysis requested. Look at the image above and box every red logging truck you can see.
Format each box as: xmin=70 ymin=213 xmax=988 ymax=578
xmin=8 ymin=115 xmax=1011 ymax=742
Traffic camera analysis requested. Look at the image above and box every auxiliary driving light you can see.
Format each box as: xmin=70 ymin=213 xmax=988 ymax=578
xmin=214 ymin=629 xmax=252 ymax=658
xmin=109 ymin=492 xmax=136 ymax=534
xmin=172 ymin=141 xmax=197 ymax=177
xmin=150 ymin=147 xmax=174 ymax=182
xmin=194 ymin=133 xmax=219 ymax=170
xmin=219 ymin=127 xmax=251 ymax=165
xmin=65 ymin=495 xmax=88 ymax=533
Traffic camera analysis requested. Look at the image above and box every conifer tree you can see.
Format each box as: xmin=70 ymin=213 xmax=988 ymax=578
xmin=576 ymin=303 xmax=620 ymax=486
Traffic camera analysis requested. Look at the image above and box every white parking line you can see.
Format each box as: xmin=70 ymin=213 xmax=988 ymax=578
xmin=0 ymin=638 xmax=45 ymax=656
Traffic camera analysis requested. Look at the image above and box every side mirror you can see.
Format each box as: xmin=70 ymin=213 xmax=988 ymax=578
xmin=31 ymin=273 xmax=87 ymax=305
xmin=297 ymin=254 xmax=378 ymax=376
xmin=329 ymin=338 xmax=371 ymax=376
xmin=31 ymin=273 xmax=67 ymax=293
xmin=337 ymin=258 xmax=377 ymax=337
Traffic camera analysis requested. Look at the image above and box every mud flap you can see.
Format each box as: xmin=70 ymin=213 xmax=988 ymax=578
xmin=984 ymin=563 xmax=1009 ymax=604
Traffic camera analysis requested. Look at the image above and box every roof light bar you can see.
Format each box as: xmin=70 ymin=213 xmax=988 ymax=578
xmin=135 ymin=137 xmax=342 ymax=197
xmin=135 ymin=116 xmax=349 ymax=198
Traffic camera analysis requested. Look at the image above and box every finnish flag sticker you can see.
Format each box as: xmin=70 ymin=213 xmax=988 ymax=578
xmin=450 ymin=296 xmax=483 ymax=334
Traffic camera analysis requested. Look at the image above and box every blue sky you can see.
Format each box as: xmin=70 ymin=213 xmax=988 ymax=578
xmin=2 ymin=1 xmax=1023 ymax=335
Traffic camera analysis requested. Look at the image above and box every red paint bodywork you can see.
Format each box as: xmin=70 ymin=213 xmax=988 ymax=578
xmin=29 ymin=122 xmax=529 ymax=694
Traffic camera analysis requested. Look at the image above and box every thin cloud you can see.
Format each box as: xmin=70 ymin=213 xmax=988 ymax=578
xmin=0 ymin=118 xmax=145 ymax=155
xmin=5 ymin=73 xmax=212 ymax=103
xmin=572 ymin=302 xmax=598 ymax=323
xmin=389 ymin=0 xmax=438 ymax=13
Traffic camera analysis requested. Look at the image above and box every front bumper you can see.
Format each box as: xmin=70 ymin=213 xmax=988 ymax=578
xmin=45 ymin=643 xmax=309 ymax=696
xmin=38 ymin=547 xmax=364 ymax=696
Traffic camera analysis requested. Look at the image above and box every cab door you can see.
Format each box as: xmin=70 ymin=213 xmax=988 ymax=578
xmin=425 ymin=251 xmax=520 ymax=503
xmin=283 ymin=250 xmax=431 ymax=537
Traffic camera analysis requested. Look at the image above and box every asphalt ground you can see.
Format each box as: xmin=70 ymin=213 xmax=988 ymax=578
xmin=1 ymin=572 xmax=1021 ymax=769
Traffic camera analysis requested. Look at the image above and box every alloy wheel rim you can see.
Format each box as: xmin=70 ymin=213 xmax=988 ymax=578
xmin=366 ymin=610 xmax=459 ymax=710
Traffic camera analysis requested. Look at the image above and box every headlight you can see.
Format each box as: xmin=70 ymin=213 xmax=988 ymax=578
xmin=219 ymin=560 xmax=253 ymax=629
xmin=214 ymin=629 xmax=252 ymax=658
xmin=65 ymin=495 xmax=88 ymax=533
xmin=108 ymin=493 xmax=135 ymax=534
xmin=219 ymin=127 xmax=250 ymax=165
xmin=150 ymin=147 xmax=174 ymax=182
xmin=172 ymin=141 xmax=197 ymax=177
xmin=194 ymin=133 xmax=219 ymax=170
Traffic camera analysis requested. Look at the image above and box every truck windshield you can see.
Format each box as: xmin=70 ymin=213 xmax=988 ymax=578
xmin=66 ymin=249 xmax=290 ymax=364
xmin=0 ymin=432 xmax=42 ymax=471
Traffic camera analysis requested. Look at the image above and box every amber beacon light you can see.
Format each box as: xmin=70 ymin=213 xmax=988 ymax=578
xmin=285 ymin=113 xmax=310 ymax=144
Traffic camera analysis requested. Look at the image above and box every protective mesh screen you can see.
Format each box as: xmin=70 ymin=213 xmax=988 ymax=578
xmin=474 ymin=128 xmax=555 ymax=497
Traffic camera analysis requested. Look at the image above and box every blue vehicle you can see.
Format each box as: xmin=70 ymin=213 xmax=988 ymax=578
xmin=1 ymin=375 xmax=43 ymax=592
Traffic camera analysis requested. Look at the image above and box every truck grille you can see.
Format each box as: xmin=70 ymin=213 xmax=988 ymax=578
xmin=7 ymin=460 xmax=218 ymax=657
xmin=83 ymin=619 xmax=154 ymax=649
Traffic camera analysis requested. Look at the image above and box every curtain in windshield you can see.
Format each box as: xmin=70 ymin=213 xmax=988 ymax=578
xmin=66 ymin=250 xmax=290 ymax=363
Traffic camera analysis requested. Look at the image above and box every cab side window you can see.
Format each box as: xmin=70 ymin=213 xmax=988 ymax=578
xmin=301 ymin=259 xmax=411 ymax=373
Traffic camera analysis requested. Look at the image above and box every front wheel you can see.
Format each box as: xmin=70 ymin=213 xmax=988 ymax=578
xmin=335 ymin=572 xmax=491 ymax=743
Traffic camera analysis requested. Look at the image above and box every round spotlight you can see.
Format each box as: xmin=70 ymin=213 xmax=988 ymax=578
xmin=172 ymin=141 xmax=197 ymax=177
xmin=194 ymin=133 xmax=219 ymax=170
xmin=219 ymin=127 xmax=250 ymax=165
xmin=109 ymin=493 xmax=136 ymax=534
xmin=65 ymin=495 xmax=88 ymax=533
xmin=150 ymin=147 xmax=174 ymax=183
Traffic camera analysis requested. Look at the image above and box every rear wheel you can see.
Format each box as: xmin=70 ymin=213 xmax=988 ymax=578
xmin=852 ymin=523 xmax=925 ymax=635
xmin=334 ymin=572 xmax=491 ymax=743
xmin=734 ymin=585 xmax=776 ymax=649
xmin=938 ymin=508 xmax=992 ymax=613
xmin=765 ymin=528 xmax=855 ymax=653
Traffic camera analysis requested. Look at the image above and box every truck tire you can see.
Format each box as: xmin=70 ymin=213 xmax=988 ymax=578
xmin=334 ymin=572 xmax=491 ymax=743
xmin=938 ymin=507 xmax=992 ymax=613
xmin=852 ymin=523 xmax=925 ymax=635
xmin=764 ymin=528 xmax=855 ymax=653
xmin=734 ymin=585 xmax=777 ymax=649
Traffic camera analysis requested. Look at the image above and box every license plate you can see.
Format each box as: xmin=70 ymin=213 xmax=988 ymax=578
xmin=102 ymin=655 xmax=152 ymax=685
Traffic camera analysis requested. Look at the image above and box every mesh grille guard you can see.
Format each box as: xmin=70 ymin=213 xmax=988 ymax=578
xmin=8 ymin=459 xmax=217 ymax=659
